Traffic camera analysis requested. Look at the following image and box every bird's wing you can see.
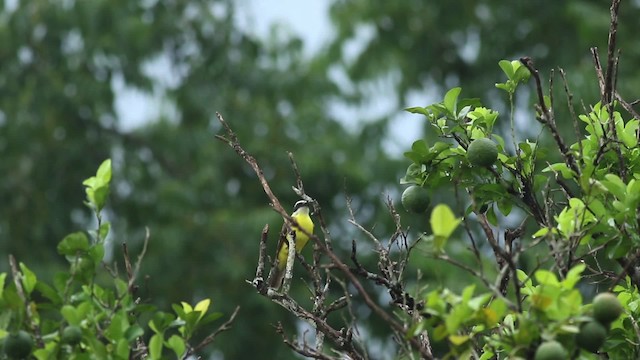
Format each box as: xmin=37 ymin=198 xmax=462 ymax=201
xmin=274 ymin=219 xmax=296 ymax=266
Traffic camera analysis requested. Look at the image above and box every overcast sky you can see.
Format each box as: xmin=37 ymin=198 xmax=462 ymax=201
xmin=116 ymin=0 xmax=422 ymax=156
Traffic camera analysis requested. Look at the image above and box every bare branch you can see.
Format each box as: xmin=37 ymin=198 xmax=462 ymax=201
xmin=604 ymin=0 xmax=622 ymax=105
xmin=520 ymin=57 xmax=580 ymax=177
xmin=189 ymin=306 xmax=241 ymax=355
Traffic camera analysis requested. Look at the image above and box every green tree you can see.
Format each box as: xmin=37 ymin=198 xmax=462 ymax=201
xmin=3 ymin=0 xmax=640 ymax=358
xmin=1 ymin=160 xmax=236 ymax=359
xmin=326 ymin=0 xmax=640 ymax=104
xmin=0 ymin=1 xmax=400 ymax=358
xmin=221 ymin=2 xmax=640 ymax=357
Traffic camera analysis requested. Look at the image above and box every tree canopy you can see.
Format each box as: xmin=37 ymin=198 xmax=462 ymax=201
xmin=2 ymin=0 xmax=640 ymax=358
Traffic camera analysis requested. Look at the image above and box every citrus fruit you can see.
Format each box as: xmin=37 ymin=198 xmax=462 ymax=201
xmin=467 ymin=138 xmax=498 ymax=167
xmin=534 ymin=340 xmax=568 ymax=360
xmin=401 ymin=185 xmax=430 ymax=213
xmin=61 ymin=325 xmax=83 ymax=345
xmin=593 ymin=292 xmax=623 ymax=325
xmin=576 ymin=320 xmax=607 ymax=353
xmin=3 ymin=330 xmax=33 ymax=359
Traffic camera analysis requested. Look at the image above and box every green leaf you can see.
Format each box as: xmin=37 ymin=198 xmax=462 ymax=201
xmin=497 ymin=200 xmax=512 ymax=217
xmin=405 ymin=106 xmax=430 ymax=116
xmin=431 ymin=204 xmax=461 ymax=239
xmin=461 ymin=284 xmax=475 ymax=303
xmin=105 ymin=311 xmax=128 ymax=341
xmin=61 ymin=305 xmax=80 ymax=325
xmin=625 ymin=179 xmax=640 ymax=208
xmin=92 ymin=185 xmax=110 ymax=211
xmin=406 ymin=320 xmax=426 ymax=339
xmin=498 ymin=60 xmax=514 ymax=79
xmin=19 ymin=262 xmax=37 ymax=295
xmin=98 ymin=221 xmax=111 ymax=241
xmin=602 ymin=174 xmax=626 ymax=199
xmin=563 ymin=264 xmax=585 ymax=289
xmin=411 ymin=139 xmax=429 ymax=157
xmin=430 ymin=204 xmax=461 ymax=251
xmin=35 ymin=281 xmax=62 ymax=305
xmin=468 ymin=293 xmax=491 ymax=311
xmin=542 ymin=163 xmax=576 ymax=179
xmin=194 ymin=298 xmax=211 ymax=319
xmin=0 ymin=273 xmax=6 ymax=299
xmin=534 ymin=270 xmax=559 ymax=286
xmin=516 ymin=269 xmax=532 ymax=286
xmin=125 ymin=325 xmax=145 ymax=342
xmin=88 ymin=243 xmax=105 ymax=264
xmin=479 ymin=349 xmax=495 ymax=360
xmin=83 ymin=159 xmax=112 ymax=210
xmin=446 ymin=302 xmax=473 ymax=334
xmin=149 ymin=312 xmax=175 ymax=334
xmin=486 ymin=206 xmax=498 ymax=226
xmin=532 ymin=227 xmax=549 ymax=238
xmin=57 ymin=232 xmax=90 ymax=255
xmin=116 ymin=338 xmax=130 ymax=358
xmin=608 ymin=238 xmax=633 ymax=259
xmin=96 ymin=159 xmax=112 ymax=183
xmin=200 ymin=312 xmax=224 ymax=325
xmin=449 ymin=334 xmax=469 ymax=346
xmin=167 ymin=335 xmax=186 ymax=358
xmin=513 ymin=63 xmax=531 ymax=83
xmin=149 ymin=334 xmax=163 ymax=360
xmin=495 ymin=83 xmax=511 ymax=92
xmin=622 ymin=119 xmax=639 ymax=147
xmin=181 ymin=301 xmax=194 ymax=313
xmin=443 ymin=87 xmax=462 ymax=116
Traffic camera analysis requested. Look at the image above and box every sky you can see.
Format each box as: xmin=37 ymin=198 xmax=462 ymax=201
xmin=241 ymin=1 xmax=425 ymax=156
xmin=240 ymin=0 xmax=332 ymax=56
xmin=115 ymin=0 xmax=423 ymax=156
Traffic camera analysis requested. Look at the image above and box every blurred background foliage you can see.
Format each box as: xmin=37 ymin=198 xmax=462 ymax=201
xmin=1 ymin=0 xmax=639 ymax=358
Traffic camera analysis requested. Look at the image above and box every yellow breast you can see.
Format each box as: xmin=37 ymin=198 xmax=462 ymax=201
xmin=277 ymin=210 xmax=314 ymax=268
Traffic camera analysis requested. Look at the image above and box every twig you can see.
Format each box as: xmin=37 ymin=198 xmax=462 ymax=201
xmin=520 ymin=57 xmax=580 ymax=177
xmin=216 ymin=112 xmax=434 ymax=359
xmin=275 ymin=323 xmax=341 ymax=360
xmin=558 ymin=68 xmax=584 ymax=167
xmin=254 ymin=225 xmax=270 ymax=292
xmin=189 ymin=306 xmax=241 ymax=354
xmin=8 ymin=255 xmax=44 ymax=347
xmin=122 ymin=227 xmax=151 ymax=296
xmin=603 ymin=0 xmax=621 ymax=105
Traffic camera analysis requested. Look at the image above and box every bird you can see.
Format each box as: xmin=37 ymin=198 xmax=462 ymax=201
xmin=269 ymin=200 xmax=314 ymax=289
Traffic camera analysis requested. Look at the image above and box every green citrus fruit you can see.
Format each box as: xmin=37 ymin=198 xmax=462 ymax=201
xmin=593 ymin=292 xmax=623 ymax=325
xmin=576 ymin=320 xmax=607 ymax=353
xmin=467 ymin=138 xmax=498 ymax=167
xmin=3 ymin=330 xmax=34 ymax=359
xmin=61 ymin=325 xmax=83 ymax=345
xmin=534 ymin=340 xmax=568 ymax=360
xmin=401 ymin=185 xmax=431 ymax=213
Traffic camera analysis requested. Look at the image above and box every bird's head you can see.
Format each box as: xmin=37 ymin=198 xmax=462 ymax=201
xmin=293 ymin=200 xmax=312 ymax=215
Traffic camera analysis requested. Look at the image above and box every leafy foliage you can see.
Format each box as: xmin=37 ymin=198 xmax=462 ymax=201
xmin=400 ymin=55 xmax=640 ymax=358
xmin=0 ymin=161 xmax=230 ymax=359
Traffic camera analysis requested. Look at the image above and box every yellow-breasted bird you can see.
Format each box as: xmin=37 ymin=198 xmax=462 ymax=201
xmin=269 ymin=200 xmax=314 ymax=288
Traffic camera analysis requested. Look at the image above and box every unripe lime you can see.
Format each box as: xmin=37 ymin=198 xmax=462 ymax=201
xmin=61 ymin=325 xmax=83 ymax=345
xmin=534 ymin=340 xmax=567 ymax=360
xmin=593 ymin=292 xmax=623 ymax=325
xmin=467 ymin=138 xmax=498 ymax=167
xmin=401 ymin=185 xmax=431 ymax=213
xmin=576 ymin=320 xmax=607 ymax=353
xmin=3 ymin=330 xmax=34 ymax=359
